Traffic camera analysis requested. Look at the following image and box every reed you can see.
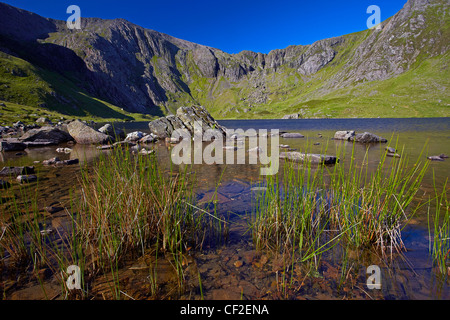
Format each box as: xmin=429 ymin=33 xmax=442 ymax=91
xmin=0 ymin=143 xmax=227 ymax=299
xmin=428 ymin=174 xmax=449 ymax=277
xmin=250 ymin=140 xmax=430 ymax=277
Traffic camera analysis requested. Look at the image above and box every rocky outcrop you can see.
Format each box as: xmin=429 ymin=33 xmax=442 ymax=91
xmin=67 ymin=120 xmax=114 ymax=144
xmin=148 ymin=105 xmax=226 ymax=138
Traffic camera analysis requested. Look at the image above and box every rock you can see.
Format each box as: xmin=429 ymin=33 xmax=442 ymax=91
xmin=42 ymin=157 xmax=60 ymax=165
xmin=149 ymin=105 xmax=226 ymax=139
xmin=17 ymin=175 xmax=38 ymax=183
xmin=20 ymin=126 xmax=73 ymax=145
xmin=98 ymin=124 xmax=125 ymax=140
xmin=387 ymin=152 xmax=401 ymax=158
xmin=13 ymin=121 xmax=25 ymax=129
xmin=279 ymin=144 xmax=290 ymax=149
xmin=351 ymin=132 xmax=387 ymax=143
xmin=139 ymin=149 xmax=154 ymax=155
xmin=0 ymin=179 xmax=10 ymax=189
xmin=334 ymin=131 xmax=355 ymax=141
xmin=386 ymin=147 xmax=396 ymax=153
xmin=280 ymin=151 xmax=338 ymax=165
xmin=97 ymin=145 xmax=115 ymax=150
xmin=45 ymin=206 xmax=64 ymax=214
xmin=36 ymin=117 xmax=52 ymax=125
xmin=282 ymin=113 xmax=299 ymax=119
xmin=63 ymin=159 xmax=79 ymax=165
xmin=56 ymin=147 xmax=72 ymax=153
xmin=139 ymin=133 xmax=157 ymax=144
xmin=67 ymin=120 xmax=113 ymax=144
xmin=43 ymin=157 xmax=79 ymax=166
xmin=166 ymin=136 xmax=181 ymax=144
xmin=427 ymin=156 xmax=444 ymax=161
xmin=233 ymin=260 xmax=243 ymax=268
xmin=125 ymin=131 xmax=146 ymax=142
xmin=281 ymin=132 xmax=304 ymax=138
xmin=0 ymin=139 xmax=26 ymax=152
xmin=247 ymin=146 xmax=263 ymax=154
xmin=0 ymin=166 xmax=35 ymax=176
xmin=23 ymin=141 xmax=56 ymax=147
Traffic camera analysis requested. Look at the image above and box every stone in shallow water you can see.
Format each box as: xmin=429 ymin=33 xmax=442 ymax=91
xmin=17 ymin=175 xmax=38 ymax=183
xmin=280 ymin=132 xmax=304 ymax=138
xmin=0 ymin=166 xmax=35 ymax=176
xmin=279 ymin=151 xmax=338 ymax=165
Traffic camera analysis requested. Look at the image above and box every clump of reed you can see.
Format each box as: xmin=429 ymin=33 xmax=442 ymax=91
xmin=428 ymin=175 xmax=449 ymax=277
xmin=0 ymin=144 xmax=225 ymax=299
xmin=250 ymin=141 xmax=430 ymax=276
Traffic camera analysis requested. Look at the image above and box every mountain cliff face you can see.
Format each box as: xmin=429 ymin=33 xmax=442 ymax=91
xmin=0 ymin=0 xmax=448 ymax=120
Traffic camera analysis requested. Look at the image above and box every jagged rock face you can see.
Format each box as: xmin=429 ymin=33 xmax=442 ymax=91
xmin=0 ymin=0 xmax=447 ymax=115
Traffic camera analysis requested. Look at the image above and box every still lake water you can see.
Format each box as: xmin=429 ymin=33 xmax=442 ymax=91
xmin=1 ymin=117 xmax=449 ymax=299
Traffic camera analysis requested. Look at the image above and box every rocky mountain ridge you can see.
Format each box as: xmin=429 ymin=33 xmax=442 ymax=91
xmin=0 ymin=0 xmax=448 ymax=119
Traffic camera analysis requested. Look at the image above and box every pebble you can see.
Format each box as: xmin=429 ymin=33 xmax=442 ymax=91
xmin=233 ymin=260 xmax=243 ymax=268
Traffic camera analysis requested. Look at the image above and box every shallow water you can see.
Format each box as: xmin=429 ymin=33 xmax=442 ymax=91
xmin=1 ymin=117 xmax=449 ymax=300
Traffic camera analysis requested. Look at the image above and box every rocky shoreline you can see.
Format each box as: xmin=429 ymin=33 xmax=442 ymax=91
xmin=1 ymin=105 xmax=446 ymax=189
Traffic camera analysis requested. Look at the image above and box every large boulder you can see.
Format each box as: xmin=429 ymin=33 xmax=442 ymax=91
xmin=149 ymin=106 xmax=226 ymax=139
xmin=67 ymin=120 xmax=113 ymax=144
xmin=19 ymin=126 xmax=73 ymax=145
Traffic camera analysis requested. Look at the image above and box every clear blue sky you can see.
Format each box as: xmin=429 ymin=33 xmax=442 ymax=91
xmin=2 ymin=0 xmax=408 ymax=53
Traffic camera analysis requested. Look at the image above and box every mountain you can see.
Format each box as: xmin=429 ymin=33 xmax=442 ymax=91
xmin=0 ymin=0 xmax=448 ymax=122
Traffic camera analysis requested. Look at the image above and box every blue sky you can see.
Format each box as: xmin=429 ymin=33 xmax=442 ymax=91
xmin=2 ymin=0 xmax=408 ymax=53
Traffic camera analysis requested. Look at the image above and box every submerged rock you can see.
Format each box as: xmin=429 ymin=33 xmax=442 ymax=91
xmin=280 ymin=151 xmax=338 ymax=164
xmin=281 ymin=132 xmax=304 ymax=138
xmin=17 ymin=175 xmax=38 ymax=183
xmin=0 ymin=179 xmax=10 ymax=189
xmin=42 ymin=157 xmax=79 ymax=166
xmin=67 ymin=120 xmax=113 ymax=145
xmin=0 ymin=139 xmax=26 ymax=152
xmin=427 ymin=155 xmax=445 ymax=161
xmin=0 ymin=166 xmax=35 ymax=176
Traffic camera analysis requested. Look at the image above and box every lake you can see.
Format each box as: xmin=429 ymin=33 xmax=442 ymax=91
xmin=1 ymin=117 xmax=449 ymax=300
